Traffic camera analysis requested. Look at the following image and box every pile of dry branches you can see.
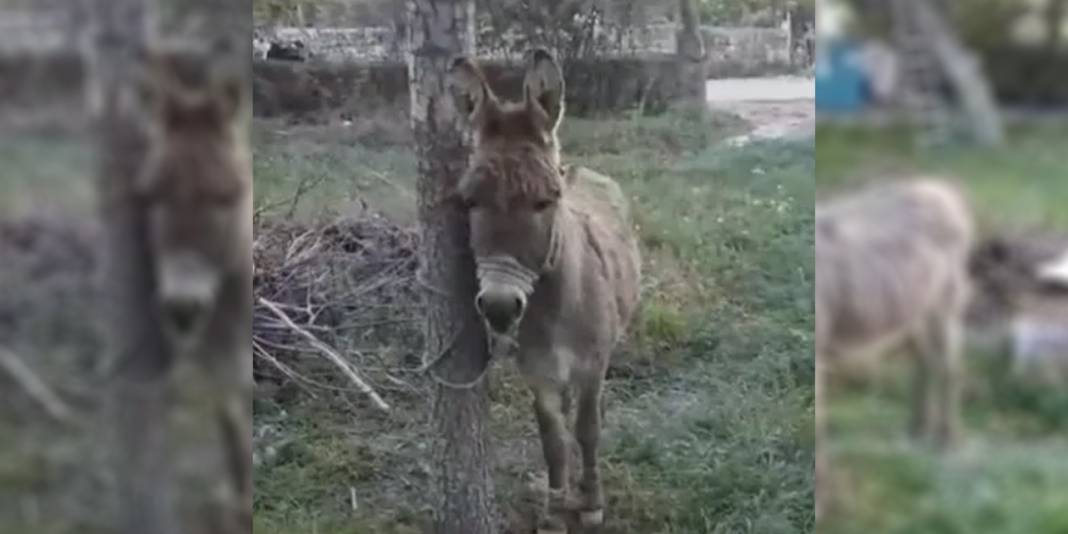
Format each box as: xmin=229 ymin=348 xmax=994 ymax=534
xmin=0 ymin=215 xmax=100 ymax=418
xmin=253 ymin=215 xmax=425 ymax=411
xmin=0 ymin=215 xmax=98 ymax=343
xmin=0 ymin=213 xmax=430 ymax=415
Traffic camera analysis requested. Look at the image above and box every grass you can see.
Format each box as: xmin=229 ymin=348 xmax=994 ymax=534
xmin=816 ymin=122 xmax=1068 ymax=232
xmin=0 ymin=130 xmax=94 ymax=218
xmin=816 ymin=122 xmax=1068 ymax=534
xmin=252 ymin=104 xmax=816 ymax=533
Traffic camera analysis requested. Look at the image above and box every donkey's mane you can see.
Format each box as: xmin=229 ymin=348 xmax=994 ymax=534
xmin=463 ymin=143 xmax=563 ymax=208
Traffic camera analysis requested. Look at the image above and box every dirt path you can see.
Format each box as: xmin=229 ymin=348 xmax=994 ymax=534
xmin=706 ymin=76 xmax=815 ymax=146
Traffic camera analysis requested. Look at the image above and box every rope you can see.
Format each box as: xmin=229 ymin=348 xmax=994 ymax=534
xmin=430 ymin=212 xmax=563 ymax=389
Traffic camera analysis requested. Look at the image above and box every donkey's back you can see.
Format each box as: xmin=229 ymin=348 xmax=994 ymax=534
xmin=817 ymin=178 xmax=974 ymax=354
xmin=564 ymin=165 xmax=641 ymax=333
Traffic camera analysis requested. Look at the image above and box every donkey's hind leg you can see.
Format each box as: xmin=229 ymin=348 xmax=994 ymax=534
xmin=575 ymin=380 xmax=605 ymax=527
xmin=905 ymin=333 xmax=938 ymax=442
xmin=910 ymin=311 xmax=965 ymax=449
xmin=533 ymin=384 xmax=570 ymax=534
xmin=929 ymin=313 xmax=965 ymax=449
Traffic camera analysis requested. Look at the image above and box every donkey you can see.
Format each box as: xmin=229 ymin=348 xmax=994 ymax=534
xmin=815 ymin=178 xmax=975 ymax=520
xmin=136 ymin=42 xmax=253 ymax=531
xmin=449 ymin=49 xmax=641 ymax=532
xmin=970 ymin=237 xmax=1068 ymax=385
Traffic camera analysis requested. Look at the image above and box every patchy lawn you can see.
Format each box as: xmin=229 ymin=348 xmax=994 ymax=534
xmin=252 ymin=105 xmax=816 ymax=533
xmin=816 ymin=122 xmax=1068 ymax=534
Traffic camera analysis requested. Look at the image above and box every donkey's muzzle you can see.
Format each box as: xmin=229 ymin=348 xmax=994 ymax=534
xmin=163 ymin=297 xmax=208 ymax=335
xmin=475 ymin=288 xmax=526 ymax=334
xmin=157 ymin=250 xmax=220 ymax=345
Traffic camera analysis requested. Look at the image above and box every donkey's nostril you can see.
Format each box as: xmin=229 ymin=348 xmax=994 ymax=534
xmin=164 ymin=299 xmax=204 ymax=334
xmin=477 ymin=292 xmax=524 ymax=333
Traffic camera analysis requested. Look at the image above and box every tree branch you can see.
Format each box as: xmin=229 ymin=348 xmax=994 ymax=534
xmin=0 ymin=348 xmax=72 ymax=423
xmin=257 ymin=296 xmax=390 ymax=411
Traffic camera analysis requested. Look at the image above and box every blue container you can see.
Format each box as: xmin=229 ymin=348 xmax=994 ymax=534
xmin=816 ymin=38 xmax=868 ymax=113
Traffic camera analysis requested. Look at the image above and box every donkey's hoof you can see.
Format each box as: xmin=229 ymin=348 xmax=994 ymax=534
xmin=579 ymin=508 xmax=604 ymax=527
xmin=536 ymin=515 xmax=567 ymax=534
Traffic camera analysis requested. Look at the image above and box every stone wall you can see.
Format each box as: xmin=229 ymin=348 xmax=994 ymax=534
xmin=248 ymin=22 xmax=797 ymax=123
xmin=702 ymin=26 xmax=793 ymax=77
xmin=252 ymin=54 xmax=695 ymax=121
xmin=0 ymin=8 xmax=80 ymax=56
xmin=254 ymin=23 xmax=797 ymax=76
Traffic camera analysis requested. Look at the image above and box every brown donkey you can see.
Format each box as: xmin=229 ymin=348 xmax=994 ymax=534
xmin=815 ymin=178 xmax=975 ymax=521
xmin=449 ymin=49 xmax=641 ymax=532
xmin=137 ymin=42 xmax=253 ymax=532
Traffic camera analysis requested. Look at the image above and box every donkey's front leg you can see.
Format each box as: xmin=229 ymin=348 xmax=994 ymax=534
xmin=575 ymin=381 xmax=605 ymax=527
xmin=533 ymin=385 xmax=570 ymax=534
xmin=217 ymin=390 xmax=253 ymax=531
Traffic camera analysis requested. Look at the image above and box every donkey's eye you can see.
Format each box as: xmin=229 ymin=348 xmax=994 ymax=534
xmin=533 ymin=199 xmax=554 ymax=212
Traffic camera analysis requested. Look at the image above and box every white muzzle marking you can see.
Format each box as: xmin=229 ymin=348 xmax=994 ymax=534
xmin=475 ymin=255 xmax=539 ymax=357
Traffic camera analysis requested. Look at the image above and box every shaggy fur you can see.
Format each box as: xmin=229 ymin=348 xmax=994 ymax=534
xmin=815 ymin=178 xmax=975 ymax=521
xmin=450 ymin=49 xmax=641 ymax=533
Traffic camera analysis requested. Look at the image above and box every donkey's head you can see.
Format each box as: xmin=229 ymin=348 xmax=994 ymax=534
xmin=969 ymin=237 xmax=1068 ymax=325
xmin=136 ymin=42 xmax=252 ymax=347
xmin=449 ymin=49 xmax=566 ymax=335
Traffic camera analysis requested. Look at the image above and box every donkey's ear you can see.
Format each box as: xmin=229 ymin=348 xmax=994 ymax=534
xmin=449 ymin=56 xmax=496 ymax=124
xmin=523 ymin=48 xmax=564 ymax=130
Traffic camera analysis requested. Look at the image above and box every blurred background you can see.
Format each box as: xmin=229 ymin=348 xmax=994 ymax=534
xmin=0 ymin=0 xmax=250 ymax=533
xmin=1 ymin=0 xmax=109 ymax=531
xmin=816 ymin=0 xmax=1068 ymax=533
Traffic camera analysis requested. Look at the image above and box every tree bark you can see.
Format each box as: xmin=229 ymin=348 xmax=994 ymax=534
xmin=677 ymin=0 xmax=707 ymax=105
xmin=912 ymin=0 xmax=1004 ymax=146
xmin=83 ymin=1 xmax=179 ymax=534
xmin=408 ymin=1 xmax=499 ymax=533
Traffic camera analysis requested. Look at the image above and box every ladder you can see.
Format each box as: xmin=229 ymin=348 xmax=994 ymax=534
xmin=890 ymin=0 xmax=953 ymax=146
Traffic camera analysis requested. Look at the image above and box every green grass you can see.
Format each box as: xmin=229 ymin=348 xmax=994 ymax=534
xmin=816 ymin=122 xmax=1068 ymax=231
xmin=817 ymin=122 xmax=1068 ymax=534
xmin=252 ymin=121 xmax=418 ymax=224
xmin=252 ymin=106 xmax=816 ymax=533
xmin=824 ymin=384 xmax=1068 ymax=534
xmin=0 ymin=131 xmax=94 ymax=218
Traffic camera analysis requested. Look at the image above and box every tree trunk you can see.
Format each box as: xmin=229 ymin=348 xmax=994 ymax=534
xmin=409 ymin=1 xmax=498 ymax=533
xmin=677 ymin=0 xmax=707 ymax=105
xmin=912 ymin=0 xmax=1004 ymax=146
xmin=83 ymin=1 xmax=179 ymax=534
